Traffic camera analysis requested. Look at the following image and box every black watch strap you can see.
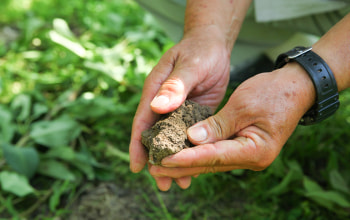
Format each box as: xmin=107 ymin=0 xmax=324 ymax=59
xmin=275 ymin=46 xmax=339 ymax=125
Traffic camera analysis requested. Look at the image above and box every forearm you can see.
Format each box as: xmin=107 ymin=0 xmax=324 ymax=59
xmin=184 ymin=0 xmax=252 ymax=50
xmin=312 ymin=13 xmax=350 ymax=91
xmin=274 ymin=14 xmax=350 ymax=120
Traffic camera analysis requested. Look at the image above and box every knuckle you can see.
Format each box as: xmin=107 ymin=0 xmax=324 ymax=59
xmin=203 ymin=166 xmax=218 ymax=174
xmin=163 ymin=77 xmax=183 ymax=89
xmin=206 ymin=115 xmax=229 ymax=140
xmin=240 ymin=133 xmax=279 ymax=171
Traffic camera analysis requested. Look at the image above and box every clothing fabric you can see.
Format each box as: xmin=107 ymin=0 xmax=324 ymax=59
xmin=255 ymin=0 xmax=349 ymax=22
xmin=136 ymin=0 xmax=350 ymax=66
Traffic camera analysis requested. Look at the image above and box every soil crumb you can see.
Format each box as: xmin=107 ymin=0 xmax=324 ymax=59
xmin=141 ymin=100 xmax=212 ymax=165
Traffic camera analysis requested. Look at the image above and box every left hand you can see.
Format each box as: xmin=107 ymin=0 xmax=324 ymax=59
xmin=129 ymin=25 xmax=232 ymax=191
xmin=149 ymin=63 xmax=316 ymax=189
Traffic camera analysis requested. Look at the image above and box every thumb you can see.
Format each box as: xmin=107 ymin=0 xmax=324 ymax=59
xmin=187 ymin=109 xmax=236 ymax=145
xmin=150 ymin=69 xmax=196 ymax=114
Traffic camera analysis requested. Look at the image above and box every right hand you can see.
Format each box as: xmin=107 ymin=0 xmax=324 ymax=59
xmin=149 ymin=63 xmax=316 ymax=182
xmin=129 ymin=25 xmax=232 ymax=191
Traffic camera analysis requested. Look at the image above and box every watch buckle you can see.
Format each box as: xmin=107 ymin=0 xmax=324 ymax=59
xmin=285 ymin=47 xmax=312 ymax=61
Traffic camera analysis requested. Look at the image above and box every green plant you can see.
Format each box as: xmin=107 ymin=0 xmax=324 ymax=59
xmin=1 ymin=0 xmax=350 ymax=219
xmin=0 ymin=0 xmax=172 ymax=218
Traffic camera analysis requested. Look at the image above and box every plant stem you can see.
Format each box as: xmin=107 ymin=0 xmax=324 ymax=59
xmin=19 ymin=189 xmax=53 ymax=218
xmin=0 ymin=194 xmax=6 ymax=214
xmin=0 ymin=159 xmax=5 ymax=169
xmin=145 ymin=171 xmax=173 ymax=220
xmin=105 ymin=142 xmax=130 ymax=163
xmin=16 ymin=133 xmax=31 ymax=147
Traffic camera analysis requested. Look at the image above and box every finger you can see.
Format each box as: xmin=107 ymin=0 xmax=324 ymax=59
xmin=129 ymin=52 xmax=176 ymax=172
xmin=150 ymin=163 xmax=239 ymax=178
xmin=186 ymin=87 xmax=259 ymax=145
xmin=129 ymin=139 xmax=148 ymax=173
xmin=186 ymin=106 xmax=236 ymax=146
xmin=162 ymin=138 xmax=252 ymax=168
xmin=174 ymin=176 xmax=192 ymax=189
xmin=154 ymin=176 xmax=173 ymax=191
xmin=163 ymin=127 xmax=277 ymax=170
xmin=129 ymin=103 xmax=158 ymax=173
xmin=129 ymin=116 xmax=154 ymax=172
xmin=150 ymin=62 xmax=199 ymax=114
xmin=149 ymin=163 xmax=173 ymax=191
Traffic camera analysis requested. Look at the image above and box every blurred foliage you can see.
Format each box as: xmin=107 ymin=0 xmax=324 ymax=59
xmin=1 ymin=0 xmax=350 ymax=219
xmin=0 ymin=0 xmax=173 ymax=218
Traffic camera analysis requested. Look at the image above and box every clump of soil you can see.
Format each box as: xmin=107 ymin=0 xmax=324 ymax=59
xmin=141 ymin=100 xmax=212 ymax=165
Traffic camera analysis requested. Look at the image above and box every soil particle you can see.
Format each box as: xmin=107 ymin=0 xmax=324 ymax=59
xmin=141 ymin=100 xmax=212 ymax=165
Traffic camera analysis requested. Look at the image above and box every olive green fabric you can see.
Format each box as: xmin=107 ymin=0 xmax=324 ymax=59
xmin=255 ymin=0 xmax=349 ymax=22
xmin=136 ymin=0 xmax=350 ymax=65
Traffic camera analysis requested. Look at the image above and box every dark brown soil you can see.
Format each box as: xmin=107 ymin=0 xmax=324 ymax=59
xmin=141 ymin=100 xmax=212 ymax=165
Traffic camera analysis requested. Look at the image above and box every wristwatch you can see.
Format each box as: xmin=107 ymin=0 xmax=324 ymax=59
xmin=274 ymin=46 xmax=339 ymax=125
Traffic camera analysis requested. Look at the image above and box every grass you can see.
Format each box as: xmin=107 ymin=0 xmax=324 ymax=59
xmin=1 ymin=0 xmax=350 ymax=219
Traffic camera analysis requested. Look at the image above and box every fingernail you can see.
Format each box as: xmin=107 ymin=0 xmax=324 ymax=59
xmin=188 ymin=124 xmax=208 ymax=142
xmin=151 ymin=95 xmax=169 ymax=108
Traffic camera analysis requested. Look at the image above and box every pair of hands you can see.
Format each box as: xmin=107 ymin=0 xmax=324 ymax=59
xmin=129 ymin=26 xmax=315 ymax=191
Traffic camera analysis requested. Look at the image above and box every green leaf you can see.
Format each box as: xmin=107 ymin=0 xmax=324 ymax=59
xmin=231 ymin=169 xmax=245 ymax=176
xmin=302 ymin=177 xmax=350 ymax=210
xmin=38 ymin=159 xmax=76 ymax=181
xmin=267 ymin=155 xmax=285 ymax=177
xmin=70 ymin=158 xmax=95 ymax=180
xmin=326 ymin=151 xmax=339 ymax=171
xmin=52 ymin=18 xmax=75 ymax=39
xmin=49 ymin=180 xmax=71 ymax=212
xmin=0 ymin=105 xmax=15 ymax=143
xmin=10 ymin=94 xmax=31 ymax=122
xmin=329 ymin=169 xmax=350 ymax=194
xmin=49 ymin=19 xmax=92 ymax=59
xmin=303 ymin=176 xmax=334 ymax=210
xmin=32 ymin=103 xmax=49 ymax=120
xmin=267 ymin=160 xmax=303 ymax=195
xmin=303 ymin=176 xmax=323 ymax=193
xmin=30 ymin=116 xmax=81 ymax=148
xmin=2 ymin=144 xmax=39 ymax=178
xmin=67 ymin=96 xmax=118 ymax=120
xmin=305 ymin=191 xmax=350 ymax=208
xmin=44 ymin=146 xmax=75 ymax=161
xmin=0 ymin=171 xmax=35 ymax=197
xmin=44 ymin=146 xmax=95 ymax=180
xmin=106 ymin=143 xmax=130 ymax=163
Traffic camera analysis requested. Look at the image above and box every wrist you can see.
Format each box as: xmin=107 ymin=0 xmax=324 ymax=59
xmin=274 ymin=62 xmax=316 ymax=118
xmin=311 ymin=13 xmax=350 ymax=91
xmin=275 ymin=47 xmax=339 ymax=125
xmin=184 ymin=0 xmax=251 ymax=51
xmin=312 ymin=44 xmax=349 ymax=92
xmin=182 ymin=25 xmax=234 ymax=52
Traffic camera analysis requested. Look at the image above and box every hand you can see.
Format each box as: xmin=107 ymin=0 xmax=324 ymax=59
xmin=148 ymin=63 xmax=316 ymax=187
xmin=129 ymin=25 xmax=232 ymax=190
